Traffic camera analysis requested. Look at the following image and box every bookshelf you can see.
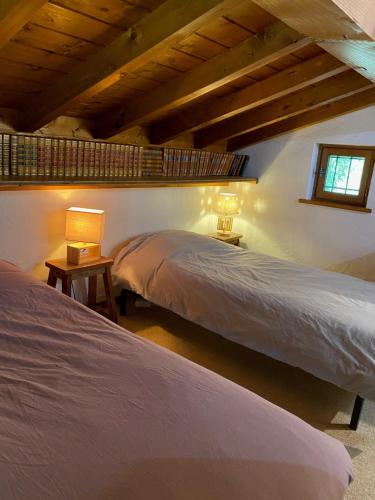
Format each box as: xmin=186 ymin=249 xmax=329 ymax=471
xmin=0 ymin=132 xmax=255 ymax=190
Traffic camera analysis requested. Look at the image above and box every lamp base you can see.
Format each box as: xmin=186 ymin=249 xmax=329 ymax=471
xmin=217 ymin=215 xmax=233 ymax=234
xmin=67 ymin=242 xmax=101 ymax=265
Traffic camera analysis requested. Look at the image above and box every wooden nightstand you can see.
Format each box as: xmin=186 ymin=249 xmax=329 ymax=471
xmin=45 ymin=257 xmax=118 ymax=323
xmin=208 ymin=232 xmax=243 ymax=246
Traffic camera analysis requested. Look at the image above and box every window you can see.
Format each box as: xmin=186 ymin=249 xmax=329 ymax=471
xmin=312 ymin=145 xmax=374 ymax=208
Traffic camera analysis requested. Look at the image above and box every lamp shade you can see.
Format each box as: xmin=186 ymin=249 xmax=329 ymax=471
xmin=65 ymin=207 xmax=105 ymax=243
xmin=215 ymin=192 xmax=239 ymax=215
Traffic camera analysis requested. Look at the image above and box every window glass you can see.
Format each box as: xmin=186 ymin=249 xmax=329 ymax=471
xmin=324 ymin=155 xmax=365 ymax=196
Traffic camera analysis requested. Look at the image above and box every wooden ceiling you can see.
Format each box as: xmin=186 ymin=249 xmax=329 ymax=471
xmin=1 ymin=0 xmax=375 ymax=150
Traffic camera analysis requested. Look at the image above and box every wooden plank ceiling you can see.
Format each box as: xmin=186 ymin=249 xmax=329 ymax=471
xmin=0 ymin=0 xmax=374 ymax=150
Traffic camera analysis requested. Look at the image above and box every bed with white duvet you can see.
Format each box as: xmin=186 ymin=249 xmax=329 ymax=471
xmin=113 ymin=230 xmax=375 ymax=403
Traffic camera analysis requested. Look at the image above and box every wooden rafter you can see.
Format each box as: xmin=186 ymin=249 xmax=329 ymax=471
xmin=19 ymin=0 xmax=243 ymax=132
xmin=251 ymin=0 xmax=375 ymax=82
xmin=227 ymin=86 xmax=375 ymax=151
xmin=0 ymin=0 xmax=48 ymax=50
xmin=151 ymin=52 xmax=346 ymax=144
xmin=194 ymin=70 xmax=373 ymax=148
xmin=95 ymin=22 xmax=311 ymax=139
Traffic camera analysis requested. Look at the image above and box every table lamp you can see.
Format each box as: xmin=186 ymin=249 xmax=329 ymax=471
xmin=65 ymin=207 xmax=105 ymax=264
xmin=215 ymin=192 xmax=239 ymax=234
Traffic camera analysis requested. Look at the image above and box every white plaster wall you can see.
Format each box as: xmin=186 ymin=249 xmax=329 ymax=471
xmin=233 ymin=105 xmax=375 ymax=270
xmin=0 ymin=185 xmax=221 ymax=280
xmin=2 ymin=105 xmax=375 ymax=283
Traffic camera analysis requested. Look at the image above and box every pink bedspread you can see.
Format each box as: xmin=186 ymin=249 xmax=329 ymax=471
xmin=0 ymin=260 xmax=352 ymax=499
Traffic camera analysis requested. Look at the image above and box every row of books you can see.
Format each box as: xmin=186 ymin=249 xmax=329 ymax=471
xmin=0 ymin=134 xmax=144 ymax=178
xmin=163 ymin=148 xmax=246 ymax=177
xmin=0 ymin=133 xmax=248 ymax=179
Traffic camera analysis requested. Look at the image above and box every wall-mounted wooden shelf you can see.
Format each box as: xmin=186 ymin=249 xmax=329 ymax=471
xmin=0 ymin=176 xmax=257 ymax=191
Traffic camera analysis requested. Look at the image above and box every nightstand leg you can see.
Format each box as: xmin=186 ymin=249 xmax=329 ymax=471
xmin=47 ymin=270 xmax=57 ymax=288
xmin=103 ymin=266 xmax=118 ymax=323
xmin=88 ymin=275 xmax=97 ymax=309
xmin=61 ymin=275 xmax=72 ymax=297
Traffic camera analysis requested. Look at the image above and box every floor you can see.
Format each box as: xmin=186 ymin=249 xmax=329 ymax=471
xmin=119 ymin=304 xmax=375 ymax=500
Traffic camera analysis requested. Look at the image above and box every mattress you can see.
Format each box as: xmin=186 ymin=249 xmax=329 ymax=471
xmin=0 ymin=259 xmax=352 ymax=499
xmin=113 ymin=230 xmax=375 ymax=401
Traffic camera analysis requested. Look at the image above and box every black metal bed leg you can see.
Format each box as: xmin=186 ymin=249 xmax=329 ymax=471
xmin=119 ymin=289 xmax=128 ymax=316
xmin=349 ymin=395 xmax=364 ymax=430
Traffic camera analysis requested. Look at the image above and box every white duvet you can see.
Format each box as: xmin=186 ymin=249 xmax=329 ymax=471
xmin=113 ymin=230 xmax=375 ymax=401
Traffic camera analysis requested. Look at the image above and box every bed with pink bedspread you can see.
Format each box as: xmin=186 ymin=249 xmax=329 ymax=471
xmin=0 ymin=259 xmax=352 ymax=499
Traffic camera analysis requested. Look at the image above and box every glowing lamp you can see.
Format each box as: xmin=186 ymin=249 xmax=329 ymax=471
xmin=65 ymin=207 xmax=105 ymax=264
xmin=215 ymin=192 xmax=239 ymax=234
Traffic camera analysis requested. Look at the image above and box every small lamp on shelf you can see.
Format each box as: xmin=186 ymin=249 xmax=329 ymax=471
xmin=65 ymin=207 xmax=105 ymax=264
xmin=215 ymin=192 xmax=239 ymax=234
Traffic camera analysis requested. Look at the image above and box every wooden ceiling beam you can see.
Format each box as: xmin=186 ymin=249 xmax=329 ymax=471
xmin=195 ymin=70 xmax=374 ymax=148
xmin=151 ymin=52 xmax=346 ymax=144
xmin=0 ymin=0 xmax=48 ymax=50
xmin=227 ymin=86 xmax=375 ymax=151
xmin=250 ymin=0 xmax=375 ymax=82
xmin=19 ymin=0 xmax=242 ymax=132
xmin=95 ymin=22 xmax=311 ymax=139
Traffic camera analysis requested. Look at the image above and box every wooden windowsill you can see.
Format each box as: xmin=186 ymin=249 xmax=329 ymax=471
xmin=298 ymin=198 xmax=372 ymax=213
xmin=0 ymin=176 xmax=257 ymax=191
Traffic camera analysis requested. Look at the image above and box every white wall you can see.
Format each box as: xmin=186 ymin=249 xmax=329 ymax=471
xmin=0 ymin=185 xmax=222 ymax=280
xmin=233 ymin=105 xmax=375 ymax=271
xmin=0 ymin=111 xmax=227 ymax=282
xmin=2 ymin=105 xmax=375 ymax=283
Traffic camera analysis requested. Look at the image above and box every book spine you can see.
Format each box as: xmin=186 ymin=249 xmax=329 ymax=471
xmin=119 ymin=144 xmax=125 ymax=177
xmin=180 ymin=149 xmax=185 ymax=176
xmin=117 ymin=144 xmax=121 ymax=177
xmin=98 ymin=143 xmax=105 ymax=177
xmin=65 ymin=140 xmax=71 ymax=177
xmin=176 ymin=149 xmax=182 ymax=177
xmin=83 ymin=141 xmax=90 ymax=177
xmin=113 ymin=144 xmax=120 ymax=177
xmin=161 ymin=148 xmax=166 ymax=176
xmin=211 ymin=152 xmax=218 ymax=176
xmin=206 ymin=151 xmax=212 ymax=176
xmin=124 ymin=145 xmax=130 ymax=177
xmin=0 ymin=135 xmax=3 ymax=176
xmin=31 ymin=136 xmax=38 ymax=176
xmin=93 ymin=143 xmax=99 ymax=177
xmin=138 ymin=146 xmax=144 ymax=177
xmin=163 ymin=147 xmax=170 ymax=177
xmin=128 ymin=145 xmax=134 ymax=177
xmin=183 ymin=149 xmax=188 ymax=177
xmin=107 ymin=144 xmax=112 ymax=177
xmin=212 ymin=152 xmax=220 ymax=176
xmin=201 ymin=151 xmax=207 ymax=176
xmin=18 ymin=135 xmax=26 ymax=176
xmin=3 ymin=134 xmax=10 ymax=176
xmin=195 ymin=150 xmax=201 ymax=176
xmin=88 ymin=141 xmax=95 ymax=177
xmin=222 ymin=153 xmax=232 ymax=176
xmin=24 ymin=136 xmax=31 ymax=176
xmin=186 ymin=150 xmax=191 ymax=176
xmin=51 ymin=139 xmax=59 ymax=177
xmin=101 ymin=143 xmax=109 ymax=178
xmin=188 ymin=149 xmax=194 ymax=177
xmin=207 ymin=152 xmax=214 ymax=176
xmin=190 ymin=149 xmax=197 ymax=177
xmin=11 ymin=136 xmax=18 ymax=176
xmin=172 ymin=149 xmax=177 ymax=176
xmin=44 ymin=138 xmax=52 ymax=176
xmin=70 ymin=141 xmax=78 ymax=177
xmin=58 ymin=139 xmax=65 ymax=177
xmin=136 ymin=146 xmax=141 ymax=176
xmin=77 ymin=141 xmax=84 ymax=177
